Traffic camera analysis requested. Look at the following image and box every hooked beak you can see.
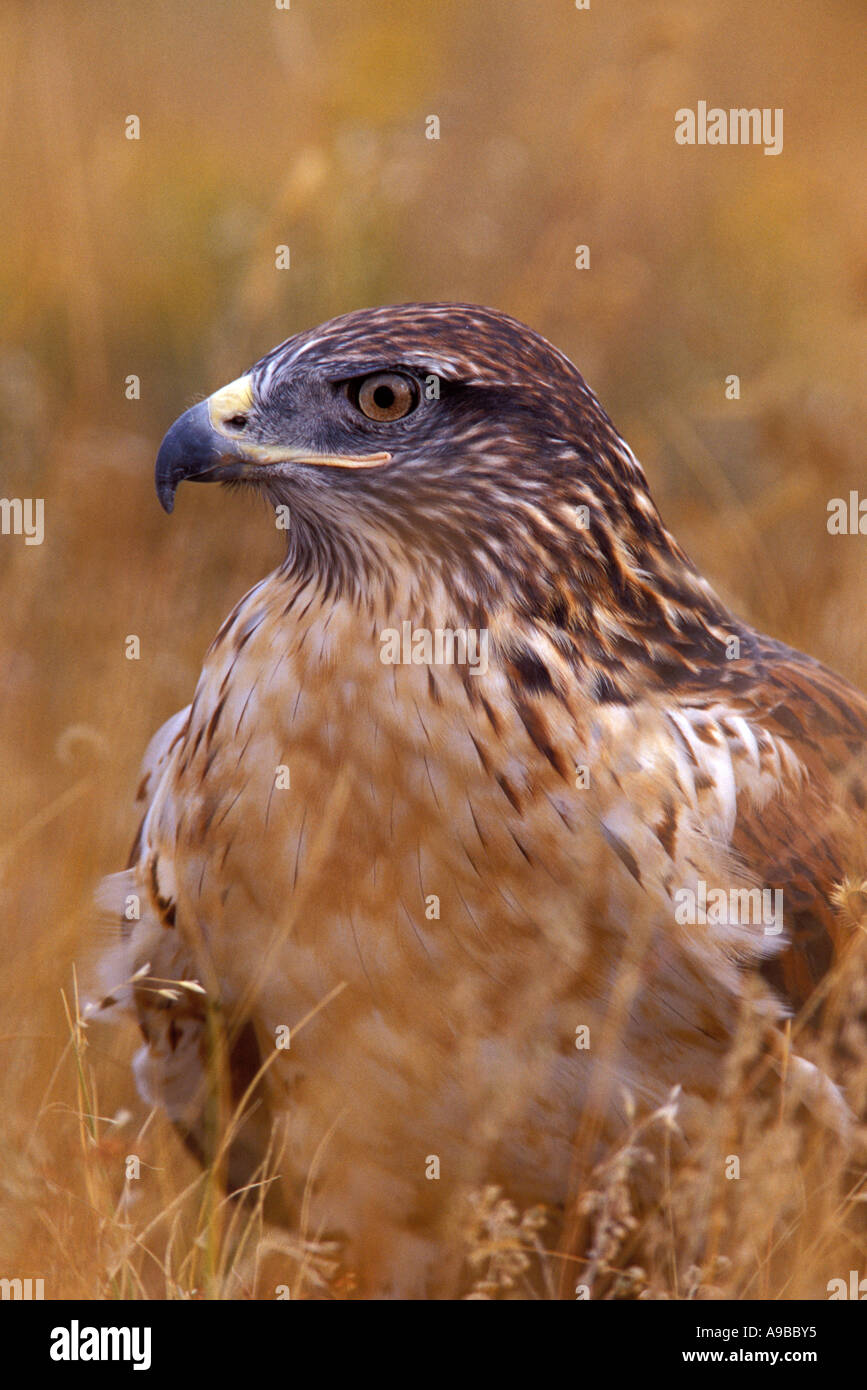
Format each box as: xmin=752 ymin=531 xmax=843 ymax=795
xmin=155 ymin=374 xmax=391 ymax=513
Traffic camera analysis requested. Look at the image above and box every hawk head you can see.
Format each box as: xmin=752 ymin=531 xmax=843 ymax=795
xmin=155 ymin=303 xmax=728 ymax=676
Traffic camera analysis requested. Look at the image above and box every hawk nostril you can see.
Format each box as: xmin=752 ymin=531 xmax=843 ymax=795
xmin=224 ymin=414 xmax=248 ymax=431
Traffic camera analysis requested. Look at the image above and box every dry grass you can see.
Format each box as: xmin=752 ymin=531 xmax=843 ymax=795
xmin=1 ymin=0 xmax=865 ymax=1298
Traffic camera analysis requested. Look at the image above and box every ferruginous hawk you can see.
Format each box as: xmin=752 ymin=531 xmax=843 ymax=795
xmin=87 ymin=304 xmax=867 ymax=1297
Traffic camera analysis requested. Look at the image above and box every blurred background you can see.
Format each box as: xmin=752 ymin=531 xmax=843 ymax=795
xmin=0 ymin=0 xmax=864 ymax=1294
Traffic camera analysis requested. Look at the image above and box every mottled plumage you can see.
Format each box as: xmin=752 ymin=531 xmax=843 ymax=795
xmin=87 ymin=304 xmax=867 ymax=1296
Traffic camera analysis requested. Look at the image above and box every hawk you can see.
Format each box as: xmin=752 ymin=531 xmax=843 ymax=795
xmin=88 ymin=303 xmax=867 ymax=1297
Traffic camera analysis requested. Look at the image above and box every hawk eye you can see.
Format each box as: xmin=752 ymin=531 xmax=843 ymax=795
xmin=355 ymin=372 xmax=418 ymax=422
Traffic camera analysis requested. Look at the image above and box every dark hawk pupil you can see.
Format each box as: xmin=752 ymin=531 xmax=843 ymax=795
xmin=373 ymin=385 xmax=395 ymax=409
